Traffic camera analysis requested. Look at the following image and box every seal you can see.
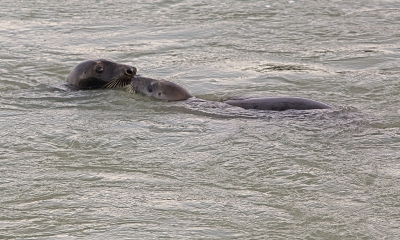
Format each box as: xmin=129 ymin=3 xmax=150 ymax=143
xmin=224 ymin=97 xmax=331 ymax=110
xmin=67 ymin=59 xmax=137 ymax=89
xmin=130 ymin=75 xmax=192 ymax=101
xmin=130 ymin=75 xmax=331 ymax=111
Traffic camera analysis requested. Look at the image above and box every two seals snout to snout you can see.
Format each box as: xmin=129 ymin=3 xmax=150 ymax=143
xmin=67 ymin=59 xmax=331 ymax=111
xmin=67 ymin=59 xmax=136 ymax=89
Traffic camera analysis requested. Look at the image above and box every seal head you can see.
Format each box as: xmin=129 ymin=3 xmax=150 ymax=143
xmin=67 ymin=59 xmax=137 ymax=89
xmin=131 ymin=75 xmax=192 ymax=101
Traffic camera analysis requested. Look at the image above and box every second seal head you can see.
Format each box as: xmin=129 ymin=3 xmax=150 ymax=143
xmin=130 ymin=75 xmax=193 ymax=101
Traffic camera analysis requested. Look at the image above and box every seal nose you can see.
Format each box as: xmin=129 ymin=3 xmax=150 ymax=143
xmin=125 ymin=67 xmax=136 ymax=76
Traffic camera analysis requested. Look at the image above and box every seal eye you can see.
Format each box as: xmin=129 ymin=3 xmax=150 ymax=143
xmin=95 ymin=67 xmax=104 ymax=74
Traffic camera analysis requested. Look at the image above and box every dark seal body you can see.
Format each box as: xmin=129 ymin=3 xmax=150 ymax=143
xmin=67 ymin=59 xmax=137 ymax=89
xmin=224 ymin=97 xmax=331 ymax=111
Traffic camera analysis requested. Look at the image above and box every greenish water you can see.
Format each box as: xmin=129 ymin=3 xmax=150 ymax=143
xmin=1 ymin=0 xmax=399 ymax=239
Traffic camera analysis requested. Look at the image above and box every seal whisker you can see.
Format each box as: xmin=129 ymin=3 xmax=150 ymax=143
xmin=102 ymin=77 xmax=119 ymax=89
xmin=118 ymin=79 xmax=126 ymax=88
xmin=116 ymin=79 xmax=123 ymax=88
xmin=127 ymin=83 xmax=135 ymax=93
xmin=103 ymin=77 xmax=132 ymax=89
xmin=121 ymin=78 xmax=131 ymax=87
xmin=114 ymin=80 xmax=120 ymax=88
xmin=112 ymin=79 xmax=118 ymax=88
xmin=102 ymin=79 xmax=112 ymax=88
xmin=113 ymin=78 xmax=120 ymax=88
xmin=127 ymin=85 xmax=135 ymax=93
xmin=111 ymin=79 xmax=118 ymax=88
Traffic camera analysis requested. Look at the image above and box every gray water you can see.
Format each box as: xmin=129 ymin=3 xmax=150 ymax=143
xmin=1 ymin=0 xmax=400 ymax=239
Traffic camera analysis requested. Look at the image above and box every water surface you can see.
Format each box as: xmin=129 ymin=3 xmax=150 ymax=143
xmin=1 ymin=0 xmax=399 ymax=239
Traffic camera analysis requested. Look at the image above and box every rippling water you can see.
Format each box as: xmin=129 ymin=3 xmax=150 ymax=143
xmin=1 ymin=0 xmax=399 ymax=239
